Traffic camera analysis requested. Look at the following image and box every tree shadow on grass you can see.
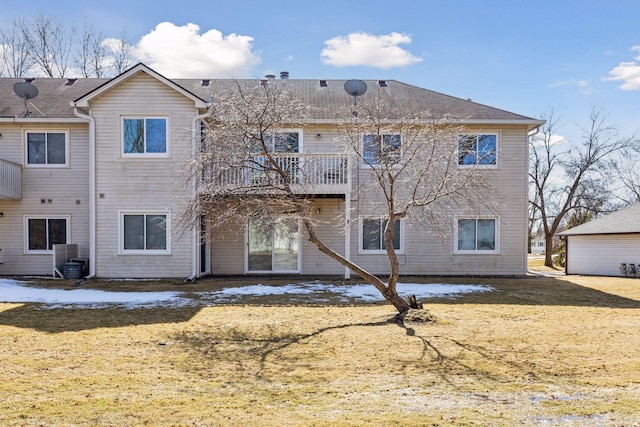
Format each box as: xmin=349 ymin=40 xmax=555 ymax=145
xmin=0 ymin=304 xmax=203 ymax=333
xmin=171 ymin=316 xmax=543 ymax=387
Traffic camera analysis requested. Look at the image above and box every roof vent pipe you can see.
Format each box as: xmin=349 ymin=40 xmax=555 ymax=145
xmin=280 ymin=71 xmax=289 ymax=79
xmin=265 ymin=74 xmax=276 ymax=80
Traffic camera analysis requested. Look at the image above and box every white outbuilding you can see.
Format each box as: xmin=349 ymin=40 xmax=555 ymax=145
xmin=558 ymin=204 xmax=640 ymax=277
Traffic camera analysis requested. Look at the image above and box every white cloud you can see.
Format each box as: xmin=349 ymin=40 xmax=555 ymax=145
xmin=604 ymin=45 xmax=640 ymax=90
xmin=133 ymin=22 xmax=261 ymax=78
xmin=321 ymin=32 xmax=423 ymax=68
xmin=530 ymin=131 xmax=567 ymax=148
xmin=547 ymin=79 xmax=592 ymax=94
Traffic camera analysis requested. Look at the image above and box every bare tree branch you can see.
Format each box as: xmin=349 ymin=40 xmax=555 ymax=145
xmin=181 ymin=80 xmax=498 ymax=313
xmin=529 ymin=107 xmax=637 ymax=266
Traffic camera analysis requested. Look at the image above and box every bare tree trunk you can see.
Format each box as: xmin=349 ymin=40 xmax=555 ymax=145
xmin=302 ymin=216 xmax=411 ymax=313
xmin=544 ymin=234 xmax=554 ymax=268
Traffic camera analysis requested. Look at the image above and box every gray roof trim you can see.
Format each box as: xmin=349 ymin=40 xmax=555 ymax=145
xmin=457 ymin=118 xmax=546 ymax=129
xmin=0 ymin=117 xmax=88 ymax=124
xmin=71 ymin=63 xmax=209 ymax=109
xmin=558 ymin=203 xmax=640 ymax=236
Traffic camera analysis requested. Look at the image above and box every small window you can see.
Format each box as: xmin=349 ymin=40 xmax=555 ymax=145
xmin=24 ymin=216 xmax=69 ymax=253
xmin=363 ymin=134 xmax=401 ymax=165
xmin=456 ymin=218 xmax=498 ymax=253
xmin=458 ymin=134 xmax=497 ymax=166
xmin=25 ymin=131 xmax=68 ymax=166
xmin=360 ymin=218 xmax=402 ymax=253
xmin=120 ymin=212 xmax=170 ymax=254
xmin=122 ymin=117 xmax=168 ymax=156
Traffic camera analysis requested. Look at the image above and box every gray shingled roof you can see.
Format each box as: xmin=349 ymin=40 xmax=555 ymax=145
xmin=1 ymin=71 xmax=540 ymax=124
xmin=0 ymin=78 xmax=109 ymax=119
xmin=558 ymin=203 xmax=640 ymax=236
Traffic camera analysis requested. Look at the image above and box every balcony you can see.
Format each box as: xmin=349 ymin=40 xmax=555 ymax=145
xmin=0 ymin=159 xmax=21 ymax=199
xmin=202 ymin=153 xmax=351 ymax=195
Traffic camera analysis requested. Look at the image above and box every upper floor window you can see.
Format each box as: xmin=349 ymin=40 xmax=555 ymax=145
xmin=122 ymin=117 xmax=168 ymax=156
xmin=360 ymin=217 xmax=402 ymax=253
xmin=458 ymin=134 xmax=497 ymax=166
xmin=363 ymin=134 xmax=401 ymax=165
xmin=25 ymin=131 xmax=68 ymax=167
xmin=455 ymin=217 xmax=498 ymax=253
xmin=24 ymin=216 xmax=69 ymax=253
xmin=250 ymin=131 xmax=300 ymax=153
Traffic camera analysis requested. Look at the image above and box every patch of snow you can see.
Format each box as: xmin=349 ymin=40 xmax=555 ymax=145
xmin=0 ymin=278 xmax=493 ymax=309
xmin=206 ymin=282 xmax=492 ymax=303
xmin=0 ymin=278 xmax=190 ymax=309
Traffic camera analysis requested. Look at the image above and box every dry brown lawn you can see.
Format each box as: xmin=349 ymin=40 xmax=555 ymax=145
xmin=1 ymin=272 xmax=640 ymax=426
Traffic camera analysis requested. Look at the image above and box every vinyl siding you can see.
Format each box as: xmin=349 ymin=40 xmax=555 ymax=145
xmin=347 ymin=125 xmax=528 ymax=276
xmin=209 ymin=198 xmax=346 ymax=275
xmin=90 ymin=73 xmax=198 ymax=278
xmin=0 ymin=123 xmax=90 ymax=275
xmin=566 ymin=234 xmax=640 ymax=276
xmin=206 ymin=125 xmax=529 ymax=277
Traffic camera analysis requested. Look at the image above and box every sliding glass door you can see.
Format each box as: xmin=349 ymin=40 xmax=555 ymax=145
xmin=248 ymin=217 xmax=299 ymax=272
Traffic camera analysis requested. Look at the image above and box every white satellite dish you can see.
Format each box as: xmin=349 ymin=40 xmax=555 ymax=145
xmin=13 ymin=81 xmax=39 ymax=117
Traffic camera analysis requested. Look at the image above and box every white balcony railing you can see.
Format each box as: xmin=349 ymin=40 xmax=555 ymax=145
xmin=0 ymin=159 xmax=21 ymax=199
xmin=203 ymin=153 xmax=350 ymax=195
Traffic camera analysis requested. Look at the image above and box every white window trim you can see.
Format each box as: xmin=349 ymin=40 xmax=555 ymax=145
xmin=118 ymin=210 xmax=172 ymax=255
xmin=358 ymin=216 xmax=404 ymax=255
xmin=120 ymin=116 xmax=171 ymax=158
xmin=454 ymin=216 xmax=500 ymax=254
xmin=457 ymin=131 xmax=500 ymax=169
xmin=361 ymin=133 xmax=402 ymax=168
xmin=23 ymin=130 xmax=70 ymax=168
xmin=23 ymin=215 xmax=71 ymax=254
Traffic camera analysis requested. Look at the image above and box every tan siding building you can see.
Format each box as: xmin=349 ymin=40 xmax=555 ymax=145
xmin=1 ymin=63 xmax=543 ymax=279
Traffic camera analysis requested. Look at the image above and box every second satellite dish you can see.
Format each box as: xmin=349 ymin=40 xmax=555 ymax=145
xmin=13 ymin=81 xmax=39 ymax=118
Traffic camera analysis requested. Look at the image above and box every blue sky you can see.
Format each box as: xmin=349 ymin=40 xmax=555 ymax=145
xmin=3 ymin=0 xmax=640 ymax=141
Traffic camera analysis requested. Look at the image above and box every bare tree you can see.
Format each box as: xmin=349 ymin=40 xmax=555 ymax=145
xmin=106 ymin=31 xmax=135 ymax=76
xmin=182 ymin=80 xmax=495 ymax=313
xmin=18 ymin=15 xmax=75 ymax=78
xmin=76 ymin=23 xmax=108 ymax=78
xmin=529 ymin=108 xmax=636 ymax=267
xmin=1 ymin=15 xmax=134 ymax=78
xmin=0 ymin=19 xmax=34 ymax=77
xmin=613 ymin=147 xmax=640 ymax=205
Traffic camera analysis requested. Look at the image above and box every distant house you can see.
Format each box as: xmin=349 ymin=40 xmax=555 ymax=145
xmin=558 ymin=204 xmax=640 ymax=276
xmin=0 ymin=63 xmax=543 ymax=279
xmin=530 ymin=229 xmax=547 ymax=255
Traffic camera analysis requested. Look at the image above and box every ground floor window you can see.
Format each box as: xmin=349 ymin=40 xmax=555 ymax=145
xmin=455 ymin=218 xmax=498 ymax=253
xmin=24 ymin=216 xmax=69 ymax=253
xmin=360 ymin=217 xmax=402 ymax=253
xmin=247 ymin=217 xmax=299 ymax=272
xmin=120 ymin=211 xmax=170 ymax=254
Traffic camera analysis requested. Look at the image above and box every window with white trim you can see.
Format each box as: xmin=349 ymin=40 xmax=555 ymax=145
xmin=120 ymin=211 xmax=170 ymax=254
xmin=455 ymin=218 xmax=498 ymax=253
xmin=24 ymin=216 xmax=69 ymax=253
xmin=360 ymin=217 xmax=402 ymax=253
xmin=363 ymin=134 xmax=401 ymax=165
xmin=122 ymin=117 xmax=168 ymax=156
xmin=25 ymin=131 xmax=68 ymax=166
xmin=458 ymin=133 xmax=497 ymax=166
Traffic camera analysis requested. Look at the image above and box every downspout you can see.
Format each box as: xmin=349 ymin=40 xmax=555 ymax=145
xmin=186 ymin=108 xmax=211 ymax=283
xmin=525 ymin=124 xmax=542 ymax=275
xmin=73 ymin=106 xmax=96 ymax=279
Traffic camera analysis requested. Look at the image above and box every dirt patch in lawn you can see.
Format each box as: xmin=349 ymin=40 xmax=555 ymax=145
xmin=1 ymin=274 xmax=639 ymax=425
